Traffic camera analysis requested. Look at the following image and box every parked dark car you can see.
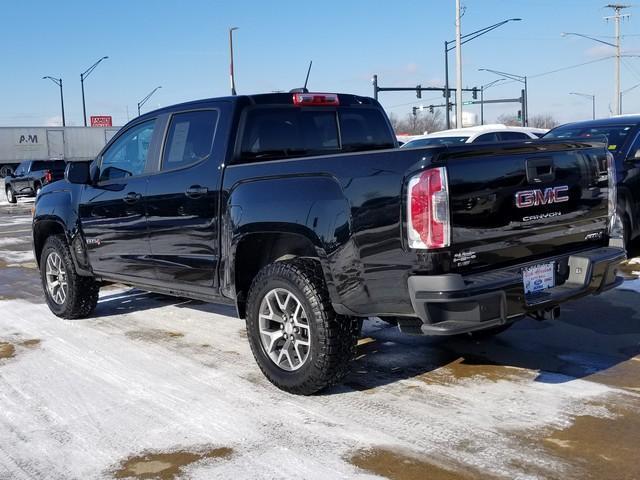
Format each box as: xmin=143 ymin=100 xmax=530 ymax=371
xmin=4 ymin=159 xmax=66 ymax=203
xmin=544 ymin=116 xmax=640 ymax=253
xmin=32 ymin=92 xmax=624 ymax=394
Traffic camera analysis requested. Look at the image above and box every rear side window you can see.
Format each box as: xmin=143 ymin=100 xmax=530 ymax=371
xmin=162 ymin=110 xmax=218 ymax=170
xmin=238 ymin=107 xmax=394 ymax=162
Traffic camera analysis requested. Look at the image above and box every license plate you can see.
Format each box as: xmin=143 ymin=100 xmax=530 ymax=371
xmin=523 ymin=262 xmax=555 ymax=295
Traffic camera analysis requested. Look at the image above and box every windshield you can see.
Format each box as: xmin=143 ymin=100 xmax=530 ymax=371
xmin=400 ymin=136 xmax=469 ymax=148
xmin=544 ymin=124 xmax=633 ymax=152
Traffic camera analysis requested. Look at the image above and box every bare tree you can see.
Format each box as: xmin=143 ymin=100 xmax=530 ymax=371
xmin=389 ymin=110 xmax=445 ymax=135
xmin=496 ymin=113 xmax=520 ymax=126
xmin=496 ymin=113 xmax=559 ymax=129
xmin=529 ymin=114 xmax=559 ymax=129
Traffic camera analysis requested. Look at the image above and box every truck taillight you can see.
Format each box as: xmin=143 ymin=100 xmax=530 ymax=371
xmin=45 ymin=170 xmax=52 ymax=183
xmin=407 ymin=167 xmax=450 ymax=249
xmin=292 ymin=93 xmax=339 ymax=106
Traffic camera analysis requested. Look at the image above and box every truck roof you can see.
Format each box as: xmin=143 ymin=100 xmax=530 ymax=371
xmin=139 ymin=92 xmax=380 ymax=118
xmin=554 ymin=115 xmax=640 ymax=129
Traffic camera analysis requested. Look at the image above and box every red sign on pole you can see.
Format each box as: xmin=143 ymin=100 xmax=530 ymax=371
xmin=90 ymin=115 xmax=113 ymax=127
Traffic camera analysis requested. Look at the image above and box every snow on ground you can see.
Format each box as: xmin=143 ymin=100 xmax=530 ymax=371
xmin=619 ymin=278 xmax=640 ymax=293
xmin=0 ymin=289 xmax=636 ymax=480
xmin=0 ymin=249 xmax=34 ymax=265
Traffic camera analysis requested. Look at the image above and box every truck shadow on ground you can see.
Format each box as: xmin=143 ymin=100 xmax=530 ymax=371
xmin=92 ymin=284 xmax=640 ymax=394
xmin=332 ymin=287 xmax=640 ymax=393
xmin=94 ymin=288 xmax=238 ymax=318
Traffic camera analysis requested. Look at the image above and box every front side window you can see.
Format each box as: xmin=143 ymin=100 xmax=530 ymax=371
xmin=99 ymin=120 xmax=155 ymax=182
xmin=14 ymin=162 xmax=29 ymax=176
xmin=162 ymin=110 xmax=219 ymax=170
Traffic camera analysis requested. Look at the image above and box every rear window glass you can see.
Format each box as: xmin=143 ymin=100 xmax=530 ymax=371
xmin=32 ymin=160 xmax=66 ymax=171
xmin=238 ymin=107 xmax=394 ymax=162
xmin=544 ymin=124 xmax=633 ymax=151
xmin=339 ymin=109 xmax=395 ymax=152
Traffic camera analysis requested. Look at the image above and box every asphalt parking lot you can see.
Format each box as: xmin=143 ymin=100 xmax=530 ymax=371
xmin=1 ymin=196 xmax=639 ymax=480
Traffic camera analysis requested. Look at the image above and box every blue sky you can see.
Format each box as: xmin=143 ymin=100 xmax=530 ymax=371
xmin=2 ymin=0 xmax=640 ymax=127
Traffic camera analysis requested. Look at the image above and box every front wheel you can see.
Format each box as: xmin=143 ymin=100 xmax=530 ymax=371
xmin=246 ymin=260 xmax=359 ymax=395
xmin=6 ymin=187 xmax=16 ymax=204
xmin=40 ymin=235 xmax=99 ymax=319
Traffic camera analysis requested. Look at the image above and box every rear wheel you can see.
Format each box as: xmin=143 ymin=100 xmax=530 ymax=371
xmin=246 ymin=260 xmax=359 ymax=395
xmin=5 ymin=187 xmax=16 ymax=204
xmin=40 ymin=235 xmax=99 ymax=319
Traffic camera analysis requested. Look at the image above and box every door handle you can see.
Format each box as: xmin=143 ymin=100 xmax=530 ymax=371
xmin=185 ymin=185 xmax=208 ymax=198
xmin=123 ymin=192 xmax=142 ymax=204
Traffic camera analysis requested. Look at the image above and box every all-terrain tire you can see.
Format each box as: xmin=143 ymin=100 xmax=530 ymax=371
xmin=246 ymin=259 xmax=359 ymax=395
xmin=6 ymin=187 xmax=16 ymax=204
xmin=40 ymin=235 xmax=99 ymax=319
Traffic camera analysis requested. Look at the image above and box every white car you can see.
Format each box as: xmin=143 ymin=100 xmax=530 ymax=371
xmin=400 ymin=124 xmax=547 ymax=148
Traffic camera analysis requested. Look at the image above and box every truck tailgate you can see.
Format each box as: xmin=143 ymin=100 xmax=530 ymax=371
xmin=441 ymin=140 xmax=609 ymax=273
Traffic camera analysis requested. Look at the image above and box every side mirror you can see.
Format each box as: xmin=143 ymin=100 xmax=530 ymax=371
xmin=65 ymin=161 xmax=92 ymax=185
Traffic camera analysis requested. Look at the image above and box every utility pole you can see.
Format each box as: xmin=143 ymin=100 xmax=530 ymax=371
xmin=605 ymin=4 xmax=631 ymax=115
xmin=455 ymin=0 xmax=463 ymax=128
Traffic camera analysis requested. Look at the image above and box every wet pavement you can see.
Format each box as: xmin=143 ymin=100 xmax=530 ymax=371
xmin=0 ymin=196 xmax=639 ymax=479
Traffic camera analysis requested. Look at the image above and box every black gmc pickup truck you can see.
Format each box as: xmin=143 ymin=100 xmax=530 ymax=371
xmin=32 ymin=92 xmax=625 ymax=394
xmin=5 ymin=159 xmax=66 ymax=203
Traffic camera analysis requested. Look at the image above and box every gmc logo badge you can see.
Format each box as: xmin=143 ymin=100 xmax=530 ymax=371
xmin=515 ymin=186 xmax=569 ymax=208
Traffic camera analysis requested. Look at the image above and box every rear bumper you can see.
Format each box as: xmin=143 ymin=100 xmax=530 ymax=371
xmin=407 ymin=246 xmax=626 ymax=336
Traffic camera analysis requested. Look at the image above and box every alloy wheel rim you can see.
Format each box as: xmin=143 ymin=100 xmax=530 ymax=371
xmin=45 ymin=251 xmax=68 ymax=305
xmin=258 ymin=288 xmax=311 ymax=371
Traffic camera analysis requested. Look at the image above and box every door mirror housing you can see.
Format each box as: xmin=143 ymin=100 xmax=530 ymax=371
xmin=65 ymin=161 xmax=92 ymax=185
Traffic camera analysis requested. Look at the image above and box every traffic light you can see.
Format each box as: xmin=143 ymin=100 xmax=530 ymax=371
xmin=472 ymin=87 xmax=478 ymax=100
xmin=429 ymin=105 xmax=434 ymax=114
xmin=412 ymin=107 xmax=418 ymax=116
xmin=416 ymin=85 xmax=422 ymax=99
xmin=517 ymin=110 xmax=522 ymax=121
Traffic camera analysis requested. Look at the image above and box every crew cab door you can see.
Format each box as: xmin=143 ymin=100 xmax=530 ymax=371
xmin=11 ymin=161 xmax=30 ymax=193
xmin=145 ymin=106 xmax=226 ymax=287
xmin=78 ymin=118 xmax=159 ymax=278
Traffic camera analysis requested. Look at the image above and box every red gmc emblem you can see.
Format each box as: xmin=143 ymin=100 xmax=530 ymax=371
xmin=515 ymin=186 xmax=570 ymax=208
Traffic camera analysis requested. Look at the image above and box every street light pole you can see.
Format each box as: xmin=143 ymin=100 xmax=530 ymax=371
xmin=229 ymin=27 xmax=239 ymax=95
xmin=137 ymin=86 xmax=162 ymax=116
xmin=619 ymin=82 xmax=640 ymax=113
xmin=479 ymin=79 xmax=504 ymax=125
xmin=443 ymin=18 xmax=521 ymax=128
xmin=569 ymin=92 xmax=596 ymax=119
xmin=478 ymin=68 xmax=528 ymax=126
xmin=42 ymin=76 xmax=65 ymax=127
xmin=455 ymin=0 xmax=463 ymax=128
xmin=80 ymin=56 xmax=109 ymax=127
